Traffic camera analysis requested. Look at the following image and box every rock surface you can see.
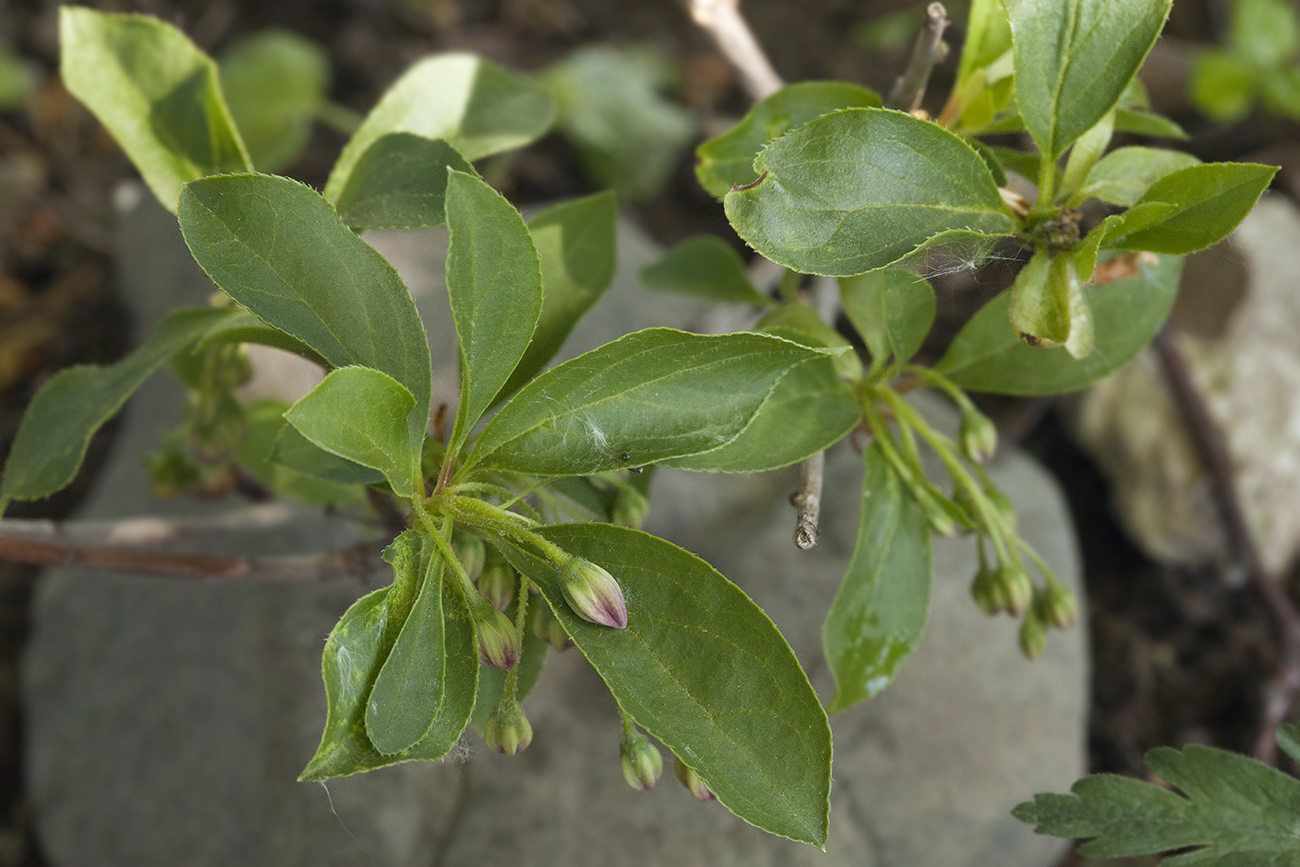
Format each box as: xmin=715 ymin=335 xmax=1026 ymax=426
xmin=24 ymin=191 xmax=1086 ymax=865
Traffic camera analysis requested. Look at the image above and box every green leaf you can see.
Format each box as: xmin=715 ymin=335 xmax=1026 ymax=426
xmin=270 ymin=424 xmax=385 ymax=487
xmin=284 ymin=366 xmax=420 ymax=496
xmin=1078 ymin=146 xmax=1202 ymax=207
xmin=219 ymin=30 xmax=327 ymax=171
xmin=1232 ymin=0 xmax=1300 ymax=68
xmin=839 ymin=268 xmax=936 ymax=377
xmin=0 ymin=307 xmax=238 ymax=510
xmin=194 ymin=309 xmax=330 ymax=368
xmin=546 ymin=45 xmax=696 ymax=204
xmin=1190 ymin=50 xmax=1260 ymax=123
xmin=323 ymin=53 xmax=554 ymax=203
xmin=58 ymin=7 xmax=251 ymax=211
xmin=696 ymin=82 xmax=882 ymax=199
xmin=824 ymin=443 xmax=931 ymax=713
xmin=724 ymin=108 xmax=1014 ymax=277
xmin=496 ymin=192 xmax=618 ymax=403
xmin=1013 ymin=741 xmax=1300 ymax=862
xmin=1008 ymin=250 xmax=1070 ymax=348
xmin=754 ymin=303 xmax=861 ymax=381
xmin=1107 ymin=163 xmax=1279 ymax=255
xmin=299 ymin=573 xmax=479 ymax=781
xmin=1277 ymin=724 xmax=1300 ymax=765
xmin=935 ymin=251 xmax=1182 ymax=395
xmin=1059 ymin=110 xmax=1115 ymax=201
xmin=495 ymin=524 xmax=832 ymax=847
xmin=178 ymin=173 xmax=431 ymax=450
xmin=444 ymin=169 xmax=543 ymax=454
xmin=957 ymin=0 xmax=1013 ymax=82
xmin=365 ymin=539 xmax=446 ymax=754
xmin=331 ymin=134 xmax=475 ymax=230
xmin=662 ymin=357 xmax=860 ymax=473
xmin=1006 ymin=0 xmax=1171 ymax=162
xmin=639 ymin=236 xmax=773 ymax=307
xmin=466 ymin=329 xmax=824 ymax=476
xmin=1114 ymin=107 xmax=1190 ymax=139
xmin=236 ymin=401 xmax=363 ymax=504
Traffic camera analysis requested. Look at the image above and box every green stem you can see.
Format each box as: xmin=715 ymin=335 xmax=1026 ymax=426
xmin=503 ymin=575 xmax=531 ymax=704
xmin=442 ymin=495 xmax=571 ymax=567
xmin=428 ymin=517 xmax=480 ymax=602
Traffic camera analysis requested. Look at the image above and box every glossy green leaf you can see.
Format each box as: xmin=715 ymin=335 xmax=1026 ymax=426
xmin=639 ymin=236 xmax=772 ymax=306
xmin=725 ymin=108 xmax=1014 ymax=277
xmin=366 ymin=540 xmax=445 ymax=754
xmin=1014 ymin=738 xmax=1300 ymax=862
xmin=59 ymin=7 xmax=251 ymax=211
xmin=299 ymin=573 xmax=479 ymax=781
xmin=935 ymin=252 xmax=1182 ymax=395
xmin=237 ymin=401 xmax=363 ymax=504
xmin=547 ymin=45 xmax=696 ymax=203
xmin=696 ymin=82 xmax=882 ymax=199
xmin=270 ymin=424 xmax=385 ymax=487
xmin=324 ymin=53 xmax=555 ymax=202
xmin=284 ymin=366 xmax=421 ymax=496
xmin=444 ymin=169 xmax=543 ymax=453
xmin=466 ymin=329 xmax=824 ymax=476
xmin=1006 ymin=0 xmax=1171 ymax=161
xmin=1107 ymin=163 xmax=1279 ymax=254
xmin=663 ymin=357 xmax=859 ymax=473
xmin=219 ymin=30 xmax=327 ymax=171
xmin=0 ymin=307 xmax=238 ymax=511
xmin=839 ymin=268 xmax=936 ymax=376
xmin=331 ymin=134 xmax=475 ymax=230
xmin=1113 ymin=107 xmax=1189 ymax=139
xmin=495 ymin=192 xmax=618 ymax=402
xmin=824 ymin=443 xmax=931 ymax=713
xmin=178 ymin=173 xmax=431 ymax=450
xmin=495 ymin=524 xmax=832 ymax=847
xmin=1078 ymin=146 xmax=1201 ymax=207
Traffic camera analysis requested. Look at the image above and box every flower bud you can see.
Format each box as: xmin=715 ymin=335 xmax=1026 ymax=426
xmin=451 ymin=532 xmax=486 ymax=583
xmin=620 ymin=728 xmax=664 ymax=792
xmin=996 ymin=564 xmax=1035 ymax=617
xmin=919 ymin=491 xmax=959 ymax=537
xmin=1034 ymin=582 xmax=1078 ymax=630
xmin=1019 ymin=609 xmax=1047 ymax=660
xmin=484 ymin=703 xmax=532 ymax=755
xmin=476 ymin=554 xmax=517 ymax=613
xmin=531 ymin=601 xmax=572 ymax=651
xmin=559 ymin=557 xmax=627 ymax=628
xmin=969 ymin=565 xmax=1004 ymax=616
xmin=959 ymin=406 xmax=998 ymax=463
xmin=673 ymin=757 xmax=715 ymax=802
xmin=611 ymin=485 xmax=651 ymax=530
xmin=474 ymin=604 xmax=520 ymax=670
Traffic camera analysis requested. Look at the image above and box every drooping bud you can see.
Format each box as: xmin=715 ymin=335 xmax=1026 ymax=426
xmin=484 ymin=702 xmax=533 ymax=755
xmin=620 ymin=728 xmax=664 ymax=792
xmin=673 ymin=757 xmax=715 ymax=802
xmin=919 ymin=491 xmax=959 ymax=537
xmin=1019 ymin=609 xmax=1047 ymax=660
xmin=451 ymin=531 xmax=486 ymax=583
xmin=969 ymin=565 xmax=1004 ymax=617
xmin=476 ymin=552 xmax=517 ymax=612
xmin=995 ymin=564 xmax=1034 ymax=617
xmin=558 ymin=557 xmax=627 ymax=628
xmin=1034 ymin=582 xmax=1078 ymax=630
xmin=959 ymin=406 xmax=998 ymax=463
xmin=474 ymin=604 xmax=520 ymax=670
xmin=531 ymin=601 xmax=572 ymax=651
xmin=611 ymin=485 xmax=651 ymax=530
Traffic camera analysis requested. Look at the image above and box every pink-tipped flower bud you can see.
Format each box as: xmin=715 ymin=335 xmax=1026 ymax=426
xmin=484 ymin=703 xmax=532 ymax=755
xmin=475 ymin=604 xmax=520 ymax=670
xmin=531 ymin=601 xmax=572 ymax=651
xmin=476 ymin=553 xmax=517 ymax=613
xmin=620 ymin=728 xmax=664 ymax=792
xmin=1034 ymin=582 xmax=1078 ymax=630
xmin=559 ymin=557 xmax=627 ymax=628
xmin=959 ymin=407 xmax=998 ymax=463
xmin=673 ymin=757 xmax=715 ymax=802
xmin=1019 ymin=609 xmax=1047 ymax=660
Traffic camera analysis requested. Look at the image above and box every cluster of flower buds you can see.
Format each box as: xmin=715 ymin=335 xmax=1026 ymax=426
xmin=473 ymin=602 xmax=520 ymax=670
xmin=531 ymin=601 xmax=572 ymax=651
xmin=969 ymin=563 xmax=1033 ymax=617
xmin=558 ymin=557 xmax=627 ymax=629
xmin=484 ymin=701 xmax=532 ymax=755
xmin=619 ymin=727 xmax=663 ymax=792
xmin=476 ymin=549 xmax=517 ymax=612
xmin=673 ymin=757 xmax=715 ymax=802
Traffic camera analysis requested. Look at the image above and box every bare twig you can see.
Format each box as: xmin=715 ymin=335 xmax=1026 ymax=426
xmin=886 ymin=2 xmax=950 ymax=112
xmin=0 ymin=533 xmax=389 ymax=584
xmin=791 ymin=450 xmax=825 ymax=550
xmin=0 ymin=503 xmax=304 ymax=546
xmin=688 ymin=0 xmax=784 ymax=101
xmin=1153 ymin=327 xmax=1300 ymax=764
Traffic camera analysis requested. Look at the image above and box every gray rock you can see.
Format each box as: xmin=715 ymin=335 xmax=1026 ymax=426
xmin=25 ymin=191 xmax=1085 ymax=866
